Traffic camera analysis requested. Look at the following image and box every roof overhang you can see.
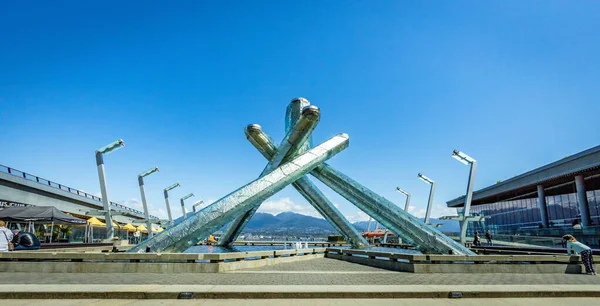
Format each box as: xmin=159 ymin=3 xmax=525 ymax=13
xmin=447 ymin=145 xmax=600 ymax=208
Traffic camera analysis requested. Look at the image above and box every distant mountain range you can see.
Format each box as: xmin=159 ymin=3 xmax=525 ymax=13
xmin=353 ymin=217 xmax=460 ymax=233
xmin=244 ymin=212 xmax=336 ymax=235
xmin=244 ymin=212 xmax=460 ymax=235
xmin=173 ymin=211 xmax=460 ymax=236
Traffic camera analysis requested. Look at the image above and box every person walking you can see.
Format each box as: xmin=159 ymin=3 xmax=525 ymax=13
xmin=563 ymin=234 xmax=596 ymax=275
xmin=485 ymin=230 xmax=493 ymax=245
xmin=473 ymin=231 xmax=481 ymax=247
xmin=0 ymin=220 xmax=14 ymax=252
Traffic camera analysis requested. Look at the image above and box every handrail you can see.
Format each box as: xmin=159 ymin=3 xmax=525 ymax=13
xmin=0 ymin=164 xmax=158 ymax=219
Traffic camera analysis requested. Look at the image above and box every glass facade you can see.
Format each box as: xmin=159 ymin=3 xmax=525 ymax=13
xmin=458 ymin=188 xmax=600 ymax=236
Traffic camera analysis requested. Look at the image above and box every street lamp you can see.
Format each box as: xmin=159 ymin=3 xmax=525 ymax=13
xmin=163 ymin=182 xmax=181 ymax=226
xmin=138 ymin=166 xmax=159 ymax=238
xmin=180 ymin=193 xmax=194 ymax=220
xmin=451 ymin=149 xmax=477 ymax=244
xmin=95 ymin=139 xmax=125 ymax=240
xmin=192 ymin=200 xmax=204 ymax=212
xmin=396 ymin=187 xmax=411 ymax=211
xmin=418 ymin=173 xmax=435 ymax=225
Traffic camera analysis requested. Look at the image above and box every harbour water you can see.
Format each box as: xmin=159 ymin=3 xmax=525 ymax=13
xmin=184 ymin=244 xmax=421 ymax=255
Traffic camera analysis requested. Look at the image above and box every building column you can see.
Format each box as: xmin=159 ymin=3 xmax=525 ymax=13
xmin=537 ymin=185 xmax=549 ymax=228
xmin=575 ymin=175 xmax=592 ymax=227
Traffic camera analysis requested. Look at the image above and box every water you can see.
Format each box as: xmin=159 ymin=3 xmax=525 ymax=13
xmin=184 ymin=244 xmax=421 ymax=255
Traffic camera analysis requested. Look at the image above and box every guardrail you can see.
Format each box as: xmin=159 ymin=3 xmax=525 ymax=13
xmin=326 ymin=248 xmax=582 ymax=264
xmin=0 ymin=248 xmax=327 ymax=263
xmin=0 ymin=164 xmax=157 ymax=219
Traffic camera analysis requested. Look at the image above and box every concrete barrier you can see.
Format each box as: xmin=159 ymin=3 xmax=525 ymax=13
xmin=326 ymin=248 xmax=596 ymax=274
xmin=0 ymin=248 xmax=326 ymax=273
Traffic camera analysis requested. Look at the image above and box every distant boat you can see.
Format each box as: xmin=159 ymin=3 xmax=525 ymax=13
xmin=362 ymin=229 xmax=394 ymax=238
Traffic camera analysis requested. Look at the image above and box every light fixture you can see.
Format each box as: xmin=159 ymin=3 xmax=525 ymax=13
xmin=452 ymin=149 xmax=475 ymax=165
xmin=418 ymin=173 xmax=434 ymax=184
xmin=95 ymin=139 xmax=126 ymax=240
xmin=417 ymin=173 xmax=435 ymax=225
xmin=96 ymin=139 xmax=125 ymax=155
xmin=396 ymin=187 xmax=409 ymax=196
xmin=396 ymin=187 xmax=411 ymax=211
xmin=192 ymin=200 xmax=205 ymax=212
xmin=181 ymin=193 xmax=194 ymax=201
xmin=163 ymin=182 xmax=181 ymax=226
xmin=180 ymin=193 xmax=195 ymax=220
xmin=138 ymin=166 xmax=160 ymax=238
xmin=165 ymin=182 xmax=180 ymax=192
xmin=139 ymin=166 xmax=159 ymax=178
xmin=451 ymin=149 xmax=478 ymax=245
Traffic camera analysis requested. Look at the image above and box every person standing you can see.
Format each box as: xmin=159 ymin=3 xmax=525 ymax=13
xmin=563 ymin=234 xmax=596 ymax=275
xmin=133 ymin=230 xmax=141 ymax=244
xmin=0 ymin=220 xmax=14 ymax=252
xmin=485 ymin=230 xmax=493 ymax=245
xmin=473 ymin=231 xmax=481 ymax=246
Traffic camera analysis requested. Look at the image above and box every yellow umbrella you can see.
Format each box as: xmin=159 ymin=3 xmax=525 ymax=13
xmin=151 ymin=226 xmax=163 ymax=233
xmin=87 ymin=217 xmax=106 ymax=227
xmin=136 ymin=224 xmax=148 ymax=233
xmin=122 ymin=223 xmax=137 ymax=232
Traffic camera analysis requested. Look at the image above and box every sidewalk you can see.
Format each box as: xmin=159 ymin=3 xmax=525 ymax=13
xmin=5 ymin=298 xmax=600 ymax=306
xmin=1 ymin=284 xmax=599 ymax=299
xmin=2 ymin=258 xmax=599 ymax=299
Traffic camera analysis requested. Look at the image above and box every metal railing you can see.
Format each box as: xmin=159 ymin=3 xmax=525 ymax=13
xmin=0 ymin=164 xmax=158 ymax=219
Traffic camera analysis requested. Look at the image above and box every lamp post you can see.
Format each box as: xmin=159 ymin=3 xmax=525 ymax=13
xmin=138 ymin=166 xmax=159 ymax=238
xmin=163 ymin=183 xmax=181 ymax=226
xmin=95 ymin=139 xmax=125 ymax=240
xmin=418 ymin=173 xmax=435 ymax=225
xmin=192 ymin=200 xmax=204 ymax=213
xmin=396 ymin=187 xmax=411 ymax=211
xmin=452 ymin=149 xmax=477 ymax=244
xmin=180 ymin=193 xmax=194 ymax=220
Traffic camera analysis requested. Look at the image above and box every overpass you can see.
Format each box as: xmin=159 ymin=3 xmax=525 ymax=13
xmin=0 ymin=164 xmax=162 ymax=225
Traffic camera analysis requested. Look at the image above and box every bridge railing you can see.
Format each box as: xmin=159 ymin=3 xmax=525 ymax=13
xmin=0 ymin=164 xmax=157 ymax=219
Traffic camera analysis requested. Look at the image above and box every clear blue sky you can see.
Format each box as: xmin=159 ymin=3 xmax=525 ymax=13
xmin=1 ymin=1 xmax=599 ymax=222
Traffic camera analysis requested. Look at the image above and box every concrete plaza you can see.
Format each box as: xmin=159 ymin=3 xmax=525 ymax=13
xmin=3 ymin=258 xmax=600 ymax=286
xmin=1 ymin=258 xmax=600 ymax=301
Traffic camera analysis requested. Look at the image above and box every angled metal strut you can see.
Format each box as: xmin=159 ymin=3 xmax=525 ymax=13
xmin=127 ymin=133 xmax=349 ymax=253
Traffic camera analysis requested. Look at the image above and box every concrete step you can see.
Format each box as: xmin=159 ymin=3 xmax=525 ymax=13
xmin=1 ymin=284 xmax=599 ymax=299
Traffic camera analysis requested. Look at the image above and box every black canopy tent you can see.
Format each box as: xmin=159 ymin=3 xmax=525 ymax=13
xmin=0 ymin=206 xmax=86 ymax=224
xmin=0 ymin=206 xmax=86 ymax=243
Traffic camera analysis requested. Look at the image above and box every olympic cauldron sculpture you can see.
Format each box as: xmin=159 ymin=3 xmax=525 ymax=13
xmin=129 ymin=98 xmax=474 ymax=255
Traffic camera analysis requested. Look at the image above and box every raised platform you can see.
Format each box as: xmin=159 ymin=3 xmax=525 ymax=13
xmin=1 ymin=247 xmax=597 ymax=274
xmin=0 ymin=248 xmax=326 ymax=273
xmin=326 ymin=248 xmax=596 ymax=274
